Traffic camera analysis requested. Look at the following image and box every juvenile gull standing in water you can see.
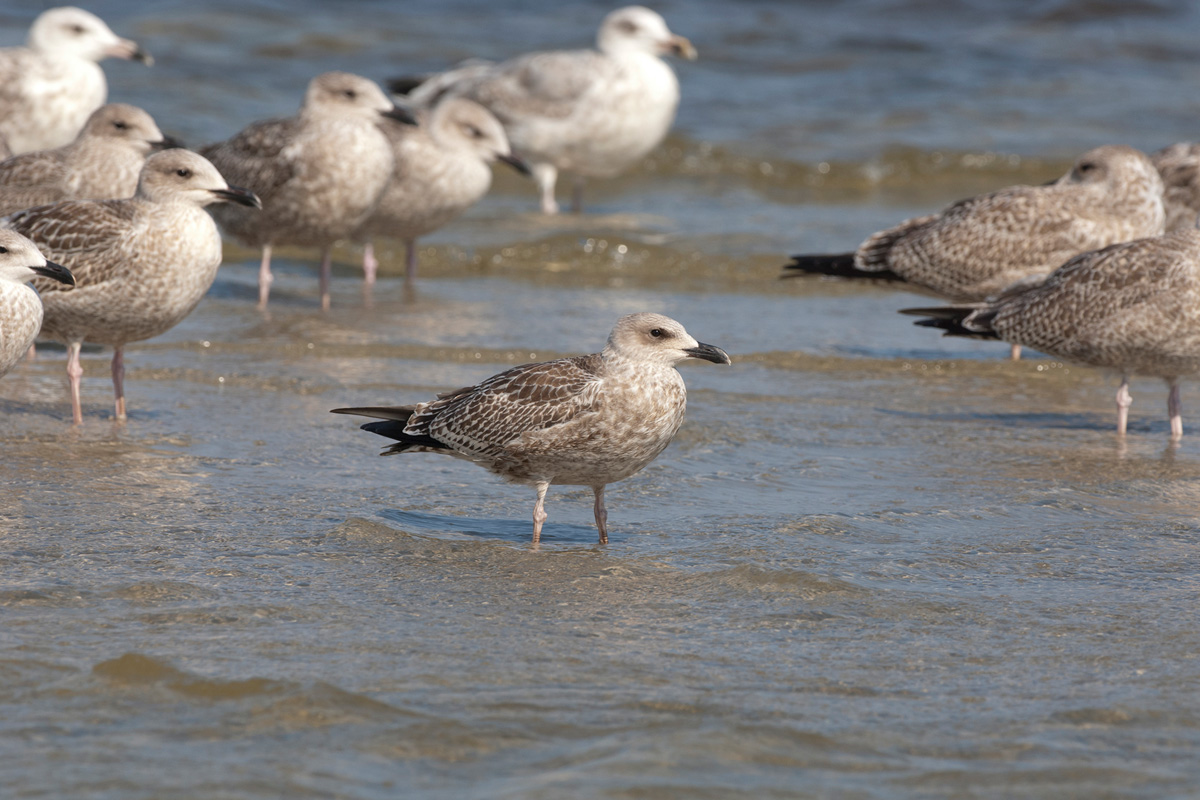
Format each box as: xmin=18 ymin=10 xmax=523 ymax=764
xmin=903 ymin=229 xmax=1200 ymax=439
xmin=0 ymin=7 xmax=152 ymax=155
xmin=333 ymin=312 xmax=731 ymax=544
xmin=6 ymin=149 xmax=260 ymax=423
xmin=0 ymin=103 xmax=178 ymax=214
xmin=201 ymin=72 xmax=415 ymax=310
xmin=785 ymin=145 xmax=1165 ymax=359
xmin=0 ymin=230 xmax=74 ymax=378
xmin=395 ymin=6 xmax=696 ymax=215
xmin=355 ymin=97 xmax=530 ymax=287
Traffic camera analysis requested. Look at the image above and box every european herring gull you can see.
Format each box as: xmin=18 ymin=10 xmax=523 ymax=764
xmin=903 ymin=229 xmax=1200 ymax=439
xmin=786 ymin=145 xmax=1164 ymax=359
xmin=6 ymin=149 xmax=260 ymax=423
xmin=0 ymin=230 xmax=74 ymax=378
xmin=0 ymin=103 xmax=178 ymax=214
xmin=332 ymin=312 xmax=731 ymax=544
xmin=394 ymin=5 xmax=696 ymax=215
xmin=355 ymin=97 xmax=530 ymax=287
xmin=201 ymin=72 xmax=415 ymax=311
xmin=0 ymin=7 xmax=152 ymax=155
xmin=1151 ymin=142 xmax=1200 ymax=233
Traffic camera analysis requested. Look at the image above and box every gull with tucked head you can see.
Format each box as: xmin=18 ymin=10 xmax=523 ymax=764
xmin=0 ymin=7 xmax=152 ymax=155
xmin=333 ymin=312 xmax=730 ymax=544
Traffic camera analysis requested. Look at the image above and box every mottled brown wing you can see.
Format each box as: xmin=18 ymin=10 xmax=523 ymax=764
xmin=466 ymin=50 xmax=612 ymax=122
xmin=0 ymin=150 xmax=67 ymax=188
xmin=200 ymin=117 xmax=301 ymax=198
xmin=7 ymin=199 xmax=138 ymax=295
xmin=0 ymin=183 xmax=69 ymax=216
xmin=412 ymin=355 xmax=604 ymax=457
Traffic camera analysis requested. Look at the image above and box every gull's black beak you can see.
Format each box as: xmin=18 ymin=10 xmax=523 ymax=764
xmin=151 ymin=134 xmax=186 ymax=151
xmin=131 ymin=46 xmax=153 ymax=66
xmin=684 ymin=342 xmax=731 ymax=365
xmin=211 ymin=184 xmax=262 ymax=209
xmin=498 ymin=153 xmax=532 ymax=177
xmin=382 ymin=105 xmax=418 ymax=126
xmin=33 ymin=260 xmax=75 ymax=287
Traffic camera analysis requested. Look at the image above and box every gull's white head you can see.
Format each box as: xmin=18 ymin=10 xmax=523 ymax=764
xmin=597 ymin=6 xmax=697 ymax=60
xmin=605 ymin=312 xmax=730 ymax=367
xmin=304 ymin=72 xmax=417 ymax=126
xmin=136 ymin=149 xmax=261 ymax=209
xmin=79 ymin=103 xmax=170 ymax=153
xmin=431 ymin=98 xmax=531 ymax=175
xmin=0 ymin=229 xmax=74 ymax=287
xmin=1057 ymin=144 xmax=1164 ymax=198
xmin=28 ymin=7 xmax=151 ymax=64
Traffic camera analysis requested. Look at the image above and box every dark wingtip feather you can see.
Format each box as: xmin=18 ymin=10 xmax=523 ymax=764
xmin=385 ymin=75 xmax=428 ymax=96
xmin=900 ymin=305 xmax=1000 ymax=339
xmin=782 ymin=253 xmax=907 ymax=283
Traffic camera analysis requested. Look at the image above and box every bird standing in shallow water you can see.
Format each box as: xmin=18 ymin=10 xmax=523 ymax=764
xmin=201 ymin=72 xmax=416 ymax=311
xmin=6 ymin=149 xmax=260 ymax=424
xmin=904 ymin=229 xmax=1200 ymax=439
xmin=395 ymin=6 xmax=696 ymax=215
xmin=0 ymin=230 xmax=74 ymax=379
xmin=333 ymin=312 xmax=731 ymax=544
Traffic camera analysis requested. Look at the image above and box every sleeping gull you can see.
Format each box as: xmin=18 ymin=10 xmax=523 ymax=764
xmin=0 ymin=230 xmax=75 ymax=379
xmin=201 ymin=72 xmax=416 ymax=311
xmin=0 ymin=103 xmax=178 ymax=214
xmin=903 ymin=229 xmax=1200 ymax=439
xmin=0 ymin=7 xmax=152 ymax=155
xmin=394 ymin=5 xmax=696 ymax=215
xmin=784 ymin=145 xmax=1165 ymax=359
xmin=332 ymin=312 xmax=731 ymax=544
xmin=7 ymin=149 xmax=260 ymax=423
xmin=355 ymin=97 xmax=530 ymax=287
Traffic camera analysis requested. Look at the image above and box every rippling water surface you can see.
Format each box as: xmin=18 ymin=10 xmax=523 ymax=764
xmin=4 ymin=1 xmax=1200 ymax=797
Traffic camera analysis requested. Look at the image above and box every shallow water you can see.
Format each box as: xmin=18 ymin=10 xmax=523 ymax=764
xmin=4 ymin=1 xmax=1200 ymax=797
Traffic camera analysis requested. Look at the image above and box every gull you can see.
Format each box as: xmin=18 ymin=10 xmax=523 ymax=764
xmin=0 ymin=7 xmax=152 ymax=155
xmin=394 ymin=5 xmax=696 ymax=215
xmin=903 ymin=229 xmax=1200 ymax=439
xmin=785 ymin=145 xmax=1165 ymax=359
xmin=332 ymin=312 xmax=730 ymax=544
xmin=7 ymin=149 xmax=260 ymax=423
xmin=201 ymin=72 xmax=416 ymax=311
xmin=1151 ymin=142 xmax=1200 ymax=232
xmin=355 ymin=97 xmax=530 ymax=287
xmin=0 ymin=230 xmax=75 ymax=378
xmin=0 ymin=103 xmax=179 ymax=214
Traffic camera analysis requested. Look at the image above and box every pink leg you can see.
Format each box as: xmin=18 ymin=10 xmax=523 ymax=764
xmin=257 ymin=244 xmax=273 ymax=309
xmin=404 ymin=239 xmax=418 ymax=286
xmin=362 ymin=240 xmax=378 ymax=288
xmin=1009 ymin=343 xmax=1021 ymax=361
xmin=319 ymin=246 xmax=332 ymax=312
xmin=1116 ymin=376 xmax=1132 ymax=436
xmin=67 ymin=341 xmax=83 ymax=425
xmin=111 ymin=346 xmax=126 ymax=421
xmin=1168 ymin=378 xmax=1183 ymax=439
xmin=592 ymin=485 xmax=608 ymax=545
xmin=533 ymin=163 xmax=559 ymax=215
xmin=26 ymin=342 xmax=36 ymax=362
xmin=532 ymin=481 xmax=549 ymax=543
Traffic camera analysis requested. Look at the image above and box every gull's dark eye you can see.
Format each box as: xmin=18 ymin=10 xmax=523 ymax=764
xmin=113 ymin=121 xmax=128 ymax=130
xmin=649 ymin=328 xmax=663 ymax=338
xmin=465 ymin=124 xmax=483 ymax=139
xmin=1078 ymin=161 xmax=1097 ymax=173
xmin=0 ymin=246 xmax=8 ymax=254
xmin=343 ymin=89 xmax=358 ymax=100
xmin=616 ymin=19 xmax=637 ymax=34
xmin=176 ymin=168 xmax=192 ymax=178
xmin=69 ymin=24 xmax=86 ymax=34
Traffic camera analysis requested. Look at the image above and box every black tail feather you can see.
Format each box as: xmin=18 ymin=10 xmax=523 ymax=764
xmin=331 ymin=405 xmax=445 ymax=454
xmin=899 ymin=305 xmax=1000 ymax=339
xmin=783 ymin=253 xmax=907 ymax=283
xmin=386 ymin=75 xmax=428 ymax=96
